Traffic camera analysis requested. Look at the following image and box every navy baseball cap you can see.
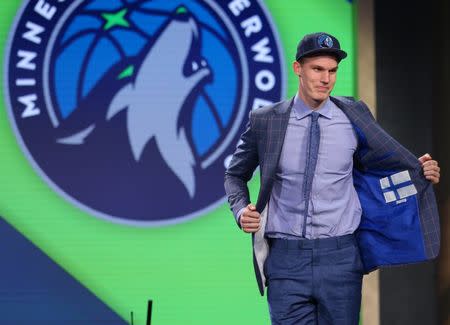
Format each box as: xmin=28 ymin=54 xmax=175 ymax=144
xmin=295 ymin=32 xmax=347 ymax=61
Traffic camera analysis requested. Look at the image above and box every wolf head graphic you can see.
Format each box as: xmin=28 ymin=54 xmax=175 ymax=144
xmin=57 ymin=8 xmax=211 ymax=198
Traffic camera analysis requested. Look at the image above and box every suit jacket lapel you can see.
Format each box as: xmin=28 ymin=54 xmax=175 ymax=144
xmin=256 ymin=98 xmax=293 ymax=211
xmin=265 ymin=98 xmax=293 ymax=172
xmin=330 ymin=96 xmax=362 ymax=123
xmin=330 ymin=96 xmax=373 ymax=163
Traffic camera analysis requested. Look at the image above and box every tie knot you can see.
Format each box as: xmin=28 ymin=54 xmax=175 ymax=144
xmin=311 ymin=111 xmax=320 ymax=122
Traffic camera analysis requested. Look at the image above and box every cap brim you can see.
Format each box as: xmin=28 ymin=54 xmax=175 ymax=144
xmin=297 ymin=48 xmax=348 ymax=61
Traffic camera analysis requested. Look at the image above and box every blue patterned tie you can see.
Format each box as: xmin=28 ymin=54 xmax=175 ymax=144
xmin=302 ymin=111 xmax=320 ymax=237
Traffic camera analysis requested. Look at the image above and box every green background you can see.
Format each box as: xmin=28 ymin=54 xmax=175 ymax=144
xmin=0 ymin=1 xmax=355 ymax=324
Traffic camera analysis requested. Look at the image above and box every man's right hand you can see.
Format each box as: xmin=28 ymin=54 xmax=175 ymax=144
xmin=239 ymin=204 xmax=261 ymax=233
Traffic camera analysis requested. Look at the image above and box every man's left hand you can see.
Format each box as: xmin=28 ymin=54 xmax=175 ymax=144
xmin=418 ymin=153 xmax=440 ymax=184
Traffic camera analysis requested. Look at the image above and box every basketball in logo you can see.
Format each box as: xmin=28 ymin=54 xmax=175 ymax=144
xmin=4 ymin=0 xmax=285 ymax=225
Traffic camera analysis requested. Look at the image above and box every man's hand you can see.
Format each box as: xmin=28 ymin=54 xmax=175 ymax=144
xmin=418 ymin=153 xmax=440 ymax=184
xmin=240 ymin=204 xmax=261 ymax=233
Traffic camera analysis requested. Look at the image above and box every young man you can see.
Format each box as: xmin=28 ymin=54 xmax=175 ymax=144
xmin=224 ymin=32 xmax=441 ymax=324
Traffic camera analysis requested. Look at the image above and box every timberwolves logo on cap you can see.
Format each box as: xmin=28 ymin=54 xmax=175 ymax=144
xmin=318 ymin=34 xmax=333 ymax=48
xmin=4 ymin=0 xmax=285 ymax=225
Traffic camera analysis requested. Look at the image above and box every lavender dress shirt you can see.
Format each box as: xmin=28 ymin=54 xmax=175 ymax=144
xmin=237 ymin=95 xmax=362 ymax=239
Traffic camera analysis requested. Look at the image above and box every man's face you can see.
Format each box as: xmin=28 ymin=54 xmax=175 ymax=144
xmin=293 ymin=55 xmax=339 ymax=107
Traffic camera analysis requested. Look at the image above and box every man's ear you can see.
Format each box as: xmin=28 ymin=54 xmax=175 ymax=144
xmin=293 ymin=60 xmax=301 ymax=77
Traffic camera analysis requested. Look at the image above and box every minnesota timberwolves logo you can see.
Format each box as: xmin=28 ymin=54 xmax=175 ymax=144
xmin=4 ymin=0 xmax=285 ymax=225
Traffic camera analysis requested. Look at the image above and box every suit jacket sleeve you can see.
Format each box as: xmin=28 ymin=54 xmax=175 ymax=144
xmin=224 ymin=111 xmax=260 ymax=224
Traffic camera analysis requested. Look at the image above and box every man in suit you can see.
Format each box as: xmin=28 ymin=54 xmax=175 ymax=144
xmin=224 ymin=32 xmax=441 ymax=324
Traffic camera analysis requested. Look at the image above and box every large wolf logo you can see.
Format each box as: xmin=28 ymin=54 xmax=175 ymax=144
xmin=5 ymin=0 xmax=284 ymax=223
xmin=56 ymin=8 xmax=211 ymax=198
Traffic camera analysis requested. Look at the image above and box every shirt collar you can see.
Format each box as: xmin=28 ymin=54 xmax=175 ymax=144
xmin=292 ymin=93 xmax=333 ymax=120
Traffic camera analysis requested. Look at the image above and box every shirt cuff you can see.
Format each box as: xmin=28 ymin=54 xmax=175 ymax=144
xmin=235 ymin=207 xmax=246 ymax=228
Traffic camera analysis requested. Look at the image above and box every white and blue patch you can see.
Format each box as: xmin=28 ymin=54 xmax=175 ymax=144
xmin=379 ymin=170 xmax=417 ymax=204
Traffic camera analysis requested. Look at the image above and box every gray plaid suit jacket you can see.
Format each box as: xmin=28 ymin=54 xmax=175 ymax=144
xmin=224 ymin=96 xmax=440 ymax=296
